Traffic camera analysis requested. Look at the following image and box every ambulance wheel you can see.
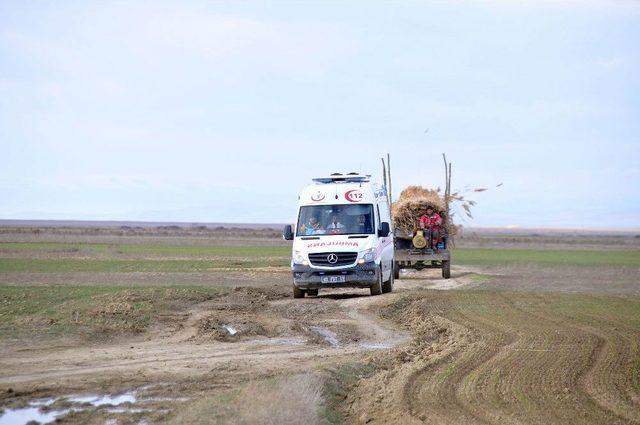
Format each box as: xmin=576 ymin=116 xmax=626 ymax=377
xmin=442 ymin=260 xmax=451 ymax=279
xmin=382 ymin=265 xmax=394 ymax=294
xmin=293 ymin=285 xmax=305 ymax=298
xmin=307 ymin=289 xmax=319 ymax=297
xmin=370 ymin=268 xmax=383 ymax=296
xmin=393 ymin=261 xmax=400 ymax=280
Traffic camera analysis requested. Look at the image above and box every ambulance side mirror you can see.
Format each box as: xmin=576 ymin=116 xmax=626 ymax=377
xmin=283 ymin=225 xmax=294 ymax=241
xmin=378 ymin=222 xmax=390 ymax=237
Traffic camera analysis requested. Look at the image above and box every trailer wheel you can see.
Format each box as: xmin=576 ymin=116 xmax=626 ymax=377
xmin=393 ymin=261 xmax=400 ymax=280
xmin=370 ymin=268 xmax=383 ymax=296
xmin=382 ymin=265 xmax=394 ymax=294
xmin=293 ymin=285 xmax=305 ymax=298
xmin=307 ymin=289 xmax=319 ymax=297
xmin=442 ymin=260 xmax=451 ymax=279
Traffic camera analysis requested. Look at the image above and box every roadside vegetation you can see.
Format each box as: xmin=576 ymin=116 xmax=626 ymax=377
xmin=170 ymin=374 xmax=327 ymax=425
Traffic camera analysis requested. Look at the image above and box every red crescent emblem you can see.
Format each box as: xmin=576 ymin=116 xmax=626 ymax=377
xmin=345 ymin=190 xmax=363 ymax=202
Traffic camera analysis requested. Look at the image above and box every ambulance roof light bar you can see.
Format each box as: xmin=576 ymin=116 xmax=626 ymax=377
xmin=312 ymin=173 xmax=371 ymax=184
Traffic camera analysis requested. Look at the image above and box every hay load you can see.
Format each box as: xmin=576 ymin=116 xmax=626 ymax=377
xmin=392 ymin=185 xmax=450 ymax=235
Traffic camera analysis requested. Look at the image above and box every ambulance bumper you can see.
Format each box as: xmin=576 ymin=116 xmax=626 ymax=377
xmin=291 ymin=263 xmax=379 ymax=288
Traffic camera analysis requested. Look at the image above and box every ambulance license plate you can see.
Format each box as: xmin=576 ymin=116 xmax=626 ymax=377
xmin=321 ymin=276 xmax=345 ymax=284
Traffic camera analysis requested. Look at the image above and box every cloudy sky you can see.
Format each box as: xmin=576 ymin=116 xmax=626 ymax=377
xmin=1 ymin=1 xmax=638 ymax=228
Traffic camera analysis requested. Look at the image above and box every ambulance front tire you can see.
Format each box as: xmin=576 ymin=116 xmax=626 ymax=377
xmin=293 ymin=285 xmax=305 ymax=298
xmin=370 ymin=267 xmax=383 ymax=296
xmin=382 ymin=263 xmax=394 ymax=294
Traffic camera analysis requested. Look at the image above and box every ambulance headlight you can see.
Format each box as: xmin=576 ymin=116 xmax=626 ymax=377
xmin=361 ymin=248 xmax=376 ymax=263
xmin=293 ymin=251 xmax=306 ymax=265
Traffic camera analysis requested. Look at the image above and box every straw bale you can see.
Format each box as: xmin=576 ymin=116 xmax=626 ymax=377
xmin=392 ymin=185 xmax=450 ymax=234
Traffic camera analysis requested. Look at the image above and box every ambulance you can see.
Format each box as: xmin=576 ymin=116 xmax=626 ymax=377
xmin=282 ymin=172 xmax=395 ymax=298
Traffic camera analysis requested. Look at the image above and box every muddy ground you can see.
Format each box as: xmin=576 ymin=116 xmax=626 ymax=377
xmin=0 ymin=227 xmax=639 ymax=424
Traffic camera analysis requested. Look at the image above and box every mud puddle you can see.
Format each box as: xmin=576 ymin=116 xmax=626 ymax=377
xmin=310 ymin=326 xmax=340 ymax=347
xmin=0 ymin=388 xmax=184 ymax=425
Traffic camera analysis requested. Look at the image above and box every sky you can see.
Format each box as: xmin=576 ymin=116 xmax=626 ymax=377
xmin=1 ymin=1 xmax=639 ymax=228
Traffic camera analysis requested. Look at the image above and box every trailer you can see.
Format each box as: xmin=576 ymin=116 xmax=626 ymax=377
xmin=393 ymin=229 xmax=451 ymax=279
xmin=383 ymin=153 xmax=453 ymax=280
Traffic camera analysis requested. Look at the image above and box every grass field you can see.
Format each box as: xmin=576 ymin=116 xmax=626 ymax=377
xmin=453 ymin=247 xmax=640 ymax=267
xmin=0 ymin=257 xmax=287 ymax=272
xmin=0 ymin=242 xmax=291 ymax=257
xmin=1 ymin=242 xmax=639 ymax=273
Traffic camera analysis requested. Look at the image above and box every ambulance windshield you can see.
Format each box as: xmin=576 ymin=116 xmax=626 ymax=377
xmin=297 ymin=204 xmax=374 ymax=236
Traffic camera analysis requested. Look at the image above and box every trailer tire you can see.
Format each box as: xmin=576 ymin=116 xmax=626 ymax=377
xmin=370 ymin=268 xmax=383 ymax=296
xmin=442 ymin=260 xmax=451 ymax=279
xmin=307 ymin=289 xmax=319 ymax=297
xmin=293 ymin=285 xmax=305 ymax=298
xmin=382 ymin=265 xmax=394 ymax=294
xmin=393 ymin=261 xmax=400 ymax=280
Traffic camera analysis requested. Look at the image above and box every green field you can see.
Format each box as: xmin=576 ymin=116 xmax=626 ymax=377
xmin=1 ymin=242 xmax=639 ymax=273
xmin=453 ymin=247 xmax=640 ymax=267
xmin=0 ymin=257 xmax=288 ymax=272
xmin=0 ymin=242 xmax=291 ymax=257
xmin=0 ymin=243 xmax=640 ymax=273
xmin=0 ymin=285 xmax=227 ymax=338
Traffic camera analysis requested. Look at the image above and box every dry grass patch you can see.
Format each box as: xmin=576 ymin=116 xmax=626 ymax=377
xmin=169 ymin=374 xmax=326 ymax=425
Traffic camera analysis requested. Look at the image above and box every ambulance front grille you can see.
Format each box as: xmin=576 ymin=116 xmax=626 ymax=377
xmin=308 ymin=252 xmax=358 ymax=267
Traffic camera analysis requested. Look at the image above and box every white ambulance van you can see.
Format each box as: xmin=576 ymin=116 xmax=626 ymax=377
xmin=282 ymin=173 xmax=395 ymax=298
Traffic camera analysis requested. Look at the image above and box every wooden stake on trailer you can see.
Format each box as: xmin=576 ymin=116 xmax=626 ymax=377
xmin=442 ymin=153 xmax=449 ymax=217
xmin=381 ymin=157 xmax=387 ymax=190
xmin=387 ymin=153 xmax=392 ymax=207
xmin=448 ymin=162 xmax=452 ymax=200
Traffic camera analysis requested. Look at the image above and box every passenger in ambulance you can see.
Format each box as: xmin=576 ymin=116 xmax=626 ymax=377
xmin=327 ymin=214 xmax=346 ymax=233
xmin=301 ymin=216 xmax=326 ymax=235
xmin=352 ymin=214 xmax=371 ymax=234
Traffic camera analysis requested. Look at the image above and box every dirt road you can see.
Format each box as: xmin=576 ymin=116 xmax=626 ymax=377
xmin=0 ymin=272 xmax=419 ymax=423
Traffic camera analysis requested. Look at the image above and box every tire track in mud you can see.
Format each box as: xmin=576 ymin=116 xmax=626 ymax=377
xmin=501 ymin=292 xmax=640 ymax=424
xmin=344 ymin=275 xmax=640 ymax=425
xmin=533 ymin=295 xmax=640 ymax=423
xmin=582 ymin=327 xmax=640 ymax=424
xmin=400 ymin=303 xmax=519 ymax=425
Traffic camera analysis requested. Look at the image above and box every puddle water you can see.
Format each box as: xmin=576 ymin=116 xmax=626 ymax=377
xmin=359 ymin=341 xmax=393 ymax=350
xmin=0 ymin=406 xmax=67 ymax=425
xmin=68 ymin=392 xmax=136 ymax=407
xmin=223 ymin=324 xmax=238 ymax=336
xmin=0 ymin=388 xmax=183 ymax=425
xmin=310 ymin=326 xmax=339 ymax=347
xmin=250 ymin=337 xmax=306 ymax=346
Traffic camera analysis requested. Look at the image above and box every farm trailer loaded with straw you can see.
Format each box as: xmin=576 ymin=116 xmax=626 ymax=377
xmin=387 ymin=153 xmax=453 ymax=280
